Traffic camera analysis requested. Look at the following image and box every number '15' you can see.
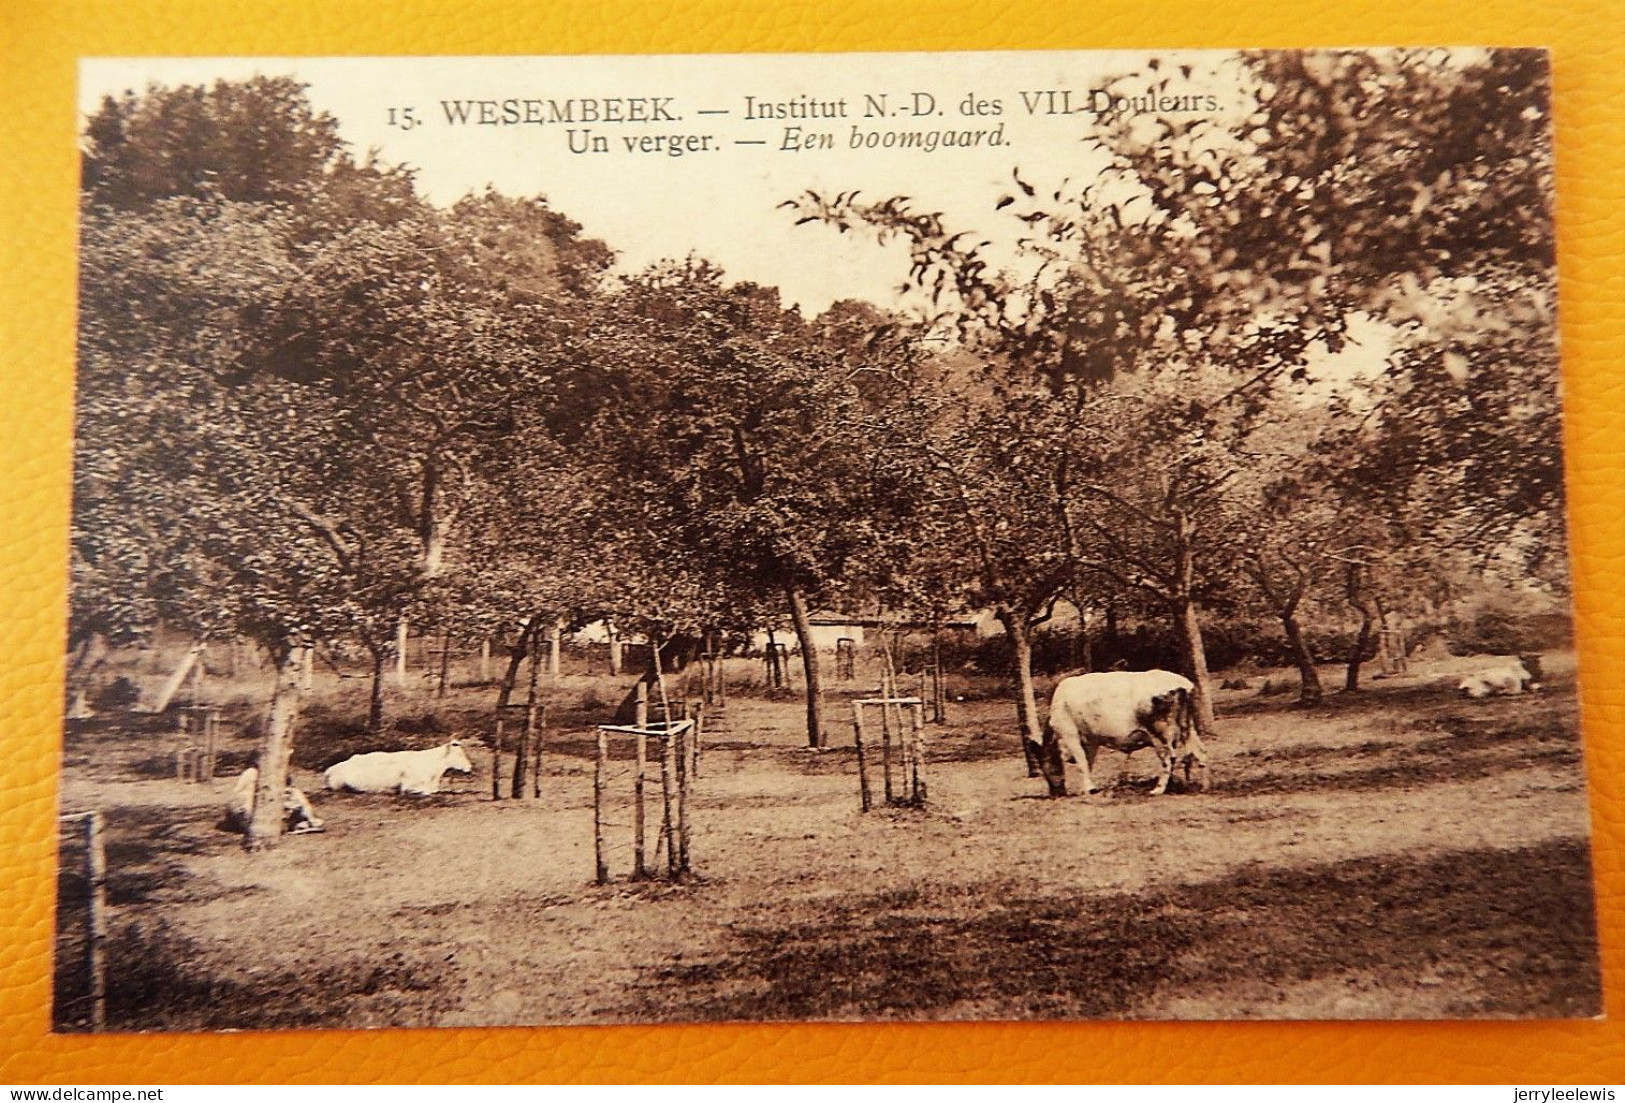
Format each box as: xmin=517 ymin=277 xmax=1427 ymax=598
xmin=387 ymin=107 xmax=418 ymax=131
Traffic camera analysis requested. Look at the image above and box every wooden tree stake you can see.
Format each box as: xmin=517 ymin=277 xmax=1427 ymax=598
xmin=677 ymin=724 xmax=691 ymax=875
xmin=633 ymin=683 xmax=649 ymax=878
xmin=594 ymin=728 xmax=608 ymax=885
xmin=661 ymin=723 xmax=678 ymax=879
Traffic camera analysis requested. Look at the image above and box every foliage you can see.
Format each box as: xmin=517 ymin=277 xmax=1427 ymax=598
xmin=71 ymin=55 xmax=1572 ymax=774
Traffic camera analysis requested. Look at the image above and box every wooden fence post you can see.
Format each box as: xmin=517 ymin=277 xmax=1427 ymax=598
xmin=687 ymin=699 xmax=703 ymax=780
xmin=531 ymin=703 xmax=547 ymax=800
xmin=931 ymin=635 xmax=945 ymax=722
xmin=202 ymin=709 xmax=218 ymax=781
xmin=880 ymin=703 xmax=894 ymax=805
xmin=491 ymin=714 xmax=505 ymax=801
xmin=853 ymin=707 xmax=872 ymax=812
xmin=910 ymin=703 xmax=928 ymax=805
xmin=897 ymin=701 xmax=913 ymax=800
xmin=594 ymin=728 xmax=608 ymax=885
xmin=78 ymin=812 xmax=107 ymax=1032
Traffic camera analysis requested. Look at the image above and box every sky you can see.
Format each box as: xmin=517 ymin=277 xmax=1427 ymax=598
xmin=80 ymin=51 xmax=1261 ymax=316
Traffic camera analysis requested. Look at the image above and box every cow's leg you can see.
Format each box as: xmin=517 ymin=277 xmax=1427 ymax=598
xmin=1149 ymin=743 xmax=1175 ymax=795
xmin=285 ymin=787 xmax=324 ymax=830
xmin=1051 ymin=716 xmax=1094 ymax=796
xmin=1078 ymin=740 xmax=1101 ymax=795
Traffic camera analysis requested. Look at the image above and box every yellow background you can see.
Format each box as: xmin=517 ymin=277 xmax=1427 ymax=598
xmin=2 ymin=0 xmax=1621 ymax=1083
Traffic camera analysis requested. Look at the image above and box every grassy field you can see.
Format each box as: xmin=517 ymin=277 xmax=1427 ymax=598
xmin=54 ymin=648 xmax=1601 ymax=1029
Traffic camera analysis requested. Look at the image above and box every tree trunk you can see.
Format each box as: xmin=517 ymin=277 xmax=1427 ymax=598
xmin=1000 ymin=611 xmax=1055 ymax=790
xmin=247 ymin=644 xmax=308 ymax=852
xmin=66 ymin=632 xmax=108 ymax=718
xmin=765 ymin=626 xmax=781 ymax=688
xmin=1282 ymin=610 xmax=1323 ymax=705
xmin=1167 ymin=509 xmax=1217 ymax=737
xmin=367 ymin=645 xmax=386 ymax=733
xmin=394 ymin=617 xmax=409 ymax=687
xmin=607 ymin=624 xmax=622 ymax=676
xmin=512 ymin=640 xmax=540 ymax=799
xmin=144 ymin=641 xmax=205 ymax=713
xmin=436 ymin=624 xmax=452 ymax=698
xmin=496 ymin=620 xmax=535 ymax=711
xmin=419 ymin=459 xmax=446 ymax=579
xmin=784 ymin=586 xmax=826 ymax=748
xmin=547 ymin=620 xmax=562 ymax=678
xmin=1346 ymin=611 xmax=1375 ymax=691
xmin=1344 ymin=563 xmax=1378 ymax=692
xmin=1172 ymin=597 xmax=1217 ymax=737
xmin=67 ymin=631 xmax=108 ymax=689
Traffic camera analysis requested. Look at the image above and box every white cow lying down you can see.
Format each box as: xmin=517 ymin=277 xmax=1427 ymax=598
xmin=1036 ymin=669 xmax=1208 ymax=797
xmin=324 ymin=739 xmax=474 ymax=795
xmin=226 ymin=766 xmax=324 ymax=834
xmin=1458 ymin=659 xmax=1537 ymax=699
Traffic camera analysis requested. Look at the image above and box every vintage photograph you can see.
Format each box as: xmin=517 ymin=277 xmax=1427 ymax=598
xmin=58 ymin=48 xmax=1599 ymax=1030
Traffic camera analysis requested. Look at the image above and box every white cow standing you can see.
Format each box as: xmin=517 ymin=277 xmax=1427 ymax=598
xmin=324 ymin=739 xmax=475 ymax=795
xmin=226 ymin=766 xmax=325 ymax=834
xmin=1036 ymin=670 xmax=1209 ymax=797
xmin=1458 ymin=659 xmax=1537 ymax=699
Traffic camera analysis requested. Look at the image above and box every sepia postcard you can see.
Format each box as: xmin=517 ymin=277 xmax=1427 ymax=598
xmin=58 ymin=48 xmax=1599 ymax=1032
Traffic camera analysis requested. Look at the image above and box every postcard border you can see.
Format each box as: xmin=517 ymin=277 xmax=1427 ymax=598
xmin=3 ymin=0 xmax=1622 ymax=1083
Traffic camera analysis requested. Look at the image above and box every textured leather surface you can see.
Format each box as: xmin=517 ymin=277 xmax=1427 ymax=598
xmin=2 ymin=0 xmax=1622 ymax=1084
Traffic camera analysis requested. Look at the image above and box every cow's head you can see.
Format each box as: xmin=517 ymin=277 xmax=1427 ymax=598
xmin=1144 ymin=689 xmax=1185 ymax=741
xmin=444 ymin=739 xmax=475 ymax=774
xmin=1155 ymin=687 xmax=1210 ymax=793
